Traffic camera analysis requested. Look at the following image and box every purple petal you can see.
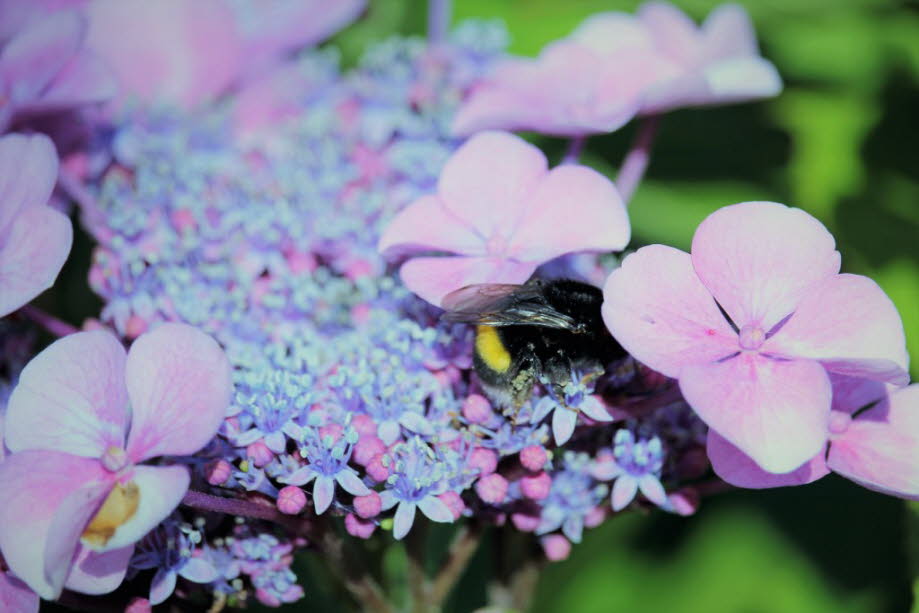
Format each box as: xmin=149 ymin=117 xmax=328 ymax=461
xmin=89 ymin=465 xmax=190 ymax=553
xmin=0 ymin=571 xmax=39 ymax=613
xmin=0 ymin=199 xmax=73 ymax=317
xmin=437 ymin=131 xmax=547 ymax=240
xmin=37 ymin=49 xmax=117 ymax=109
xmin=531 ymin=397 xmax=555 ymax=424
xmin=611 ymin=476 xmax=639 ymax=511
xmin=707 ymin=430 xmax=829 ymax=489
xmin=6 ymin=330 xmax=127 ymax=457
xmin=279 ymin=467 xmax=314 ymax=486
xmin=0 ymin=450 xmax=112 ymax=600
xmin=399 ymin=255 xmax=536 ymax=308
xmin=379 ymin=490 xmax=397 ymax=511
xmin=377 ymin=194 xmax=484 ymax=259
xmin=378 ymin=420 xmax=401 ymax=447
xmin=639 ymin=2 xmax=702 ymax=60
xmin=552 ymin=407 xmax=578 ymax=446
xmin=124 ymin=323 xmax=232 ymax=462
xmin=264 ymin=431 xmax=286 ymax=454
xmin=764 ymin=274 xmax=909 ymax=385
xmin=638 ymin=474 xmax=668 ymax=506
xmin=0 ymin=133 xmax=58 ymax=233
xmin=829 ymin=374 xmax=889 ymax=415
xmin=418 ymin=496 xmax=454 ymax=523
xmin=0 ymin=11 xmax=84 ymax=106
xmin=149 ymin=568 xmax=177 ymax=606
xmin=178 ymin=557 xmax=219 ymax=584
xmin=827 ymin=385 xmax=919 ymax=499
xmin=336 ymin=470 xmax=370 ymax=497
xmin=590 ymin=457 xmax=622 ymax=481
xmin=399 ymin=411 xmax=433 ymax=436
xmin=392 ymin=502 xmax=417 ymax=540
xmin=680 ymin=354 xmax=832 ymax=474
xmin=579 ymin=396 xmax=613 ymax=422
xmin=691 ymin=202 xmax=840 ymax=331
xmin=506 ymin=165 xmax=629 ymax=262
xmin=313 ymin=476 xmax=335 ymax=514
xmin=64 ymin=545 xmax=133 ymax=596
xmin=701 ymin=3 xmax=758 ymax=58
xmin=601 ymin=245 xmax=737 ymax=378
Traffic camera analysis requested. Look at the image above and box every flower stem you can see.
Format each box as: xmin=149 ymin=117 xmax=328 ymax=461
xmin=562 ymin=135 xmax=587 ymax=164
xmin=428 ymin=0 xmax=452 ymax=46
xmin=616 ymin=115 xmax=661 ymax=205
xmin=428 ymin=524 xmax=483 ymax=608
xmin=18 ymin=304 xmax=78 ymax=337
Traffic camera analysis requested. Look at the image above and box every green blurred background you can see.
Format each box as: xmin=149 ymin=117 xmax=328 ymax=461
xmin=305 ymin=1 xmax=919 ymax=611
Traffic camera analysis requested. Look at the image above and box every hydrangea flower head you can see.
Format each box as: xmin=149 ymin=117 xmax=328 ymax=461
xmin=0 ymin=324 xmax=231 ymax=599
xmin=708 ymin=375 xmax=919 ymax=498
xmin=0 ymin=133 xmax=73 ymax=317
xmin=379 ymin=131 xmax=630 ymax=306
xmin=603 ymin=201 xmax=909 ymax=473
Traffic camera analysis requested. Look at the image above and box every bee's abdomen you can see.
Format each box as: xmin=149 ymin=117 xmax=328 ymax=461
xmin=474 ymin=325 xmax=512 ymax=373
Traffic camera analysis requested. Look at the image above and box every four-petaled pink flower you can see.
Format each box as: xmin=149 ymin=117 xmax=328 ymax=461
xmin=708 ymin=375 xmax=919 ymax=499
xmin=0 ymin=133 xmax=73 ymax=317
xmin=0 ymin=324 xmax=232 ymax=600
xmin=378 ymin=131 xmax=630 ymax=306
xmin=452 ymin=2 xmax=781 ymax=137
xmin=602 ymin=201 xmax=909 ymax=473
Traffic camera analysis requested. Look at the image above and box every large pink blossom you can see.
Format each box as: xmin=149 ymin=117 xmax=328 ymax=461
xmin=452 ymin=2 xmax=781 ymax=137
xmin=602 ymin=201 xmax=908 ymax=473
xmin=708 ymin=375 xmax=919 ymax=499
xmin=0 ymin=133 xmax=73 ymax=317
xmin=0 ymin=324 xmax=232 ymax=600
xmin=378 ymin=131 xmax=630 ymax=306
xmin=0 ymin=7 xmax=114 ymax=132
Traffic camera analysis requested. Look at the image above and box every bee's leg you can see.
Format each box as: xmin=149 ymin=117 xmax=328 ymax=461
xmin=510 ymin=362 xmax=536 ymax=410
xmin=542 ymin=352 xmax=573 ymax=398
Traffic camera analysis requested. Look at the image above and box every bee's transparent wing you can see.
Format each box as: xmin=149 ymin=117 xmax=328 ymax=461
xmin=441 ymin=283 xmax=579 ymax=330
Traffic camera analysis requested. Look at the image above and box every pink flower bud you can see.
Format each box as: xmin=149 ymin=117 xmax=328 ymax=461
xmin=520 ymin=445 xmax=548 ymax=472
xmin=170 ymin=208 xmax=196 ymax=233
xmin=519 ymin=471 xmax=551 ymax=500
xmin=541 ymin=535 xmax=571 ymax=562
xmin=124 ymin=314 xmax=148 ymax=339
xmin=667 ymin=488 xmax=700 ymax=517
xmin=511 ymin=512 xmax=540 ymax=532
xmin=277 ymin=486 xmax=307 ymax=515
xmin=125 ymin=597 xmax=153 ymax=613
xmin=350 ymin=303 xmax=372 ymax=325
xmin=319 ymin=423 xmax=343 ymax=443
xmin=256 ymin=588 xmax=281 ymax=607
xmin=365 ymin=454 xmax=389 ymax=482
xmin=584 ymin=506 xmax=605 ymax=528
xmin=462 ymin=394 xmax=492 ymax=424
xmin=353 ymin=435 xmax=386 ymax=466
xmin=286 ymin=250 xmax=317 ymax=274
xmin=351 ymin=414 xmax=378 ymax=436
xmin=475 ymin=473 xmax=508 ymax=505
xmin=354 ymin=492 xmax=382 ymax=519
xmin=246 ymin=441 xmax=274 ymax=468
xmin=438 ymin=491 xmax=465 ymax=520
xmin=345 ymin=513 xmax=377 ymax=539
xmin=469 ymin=447 xmax=498 ymax=475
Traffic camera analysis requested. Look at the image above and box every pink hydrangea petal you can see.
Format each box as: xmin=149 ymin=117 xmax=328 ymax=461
xmin=0 ymin=133 xmax=58 ymax=234
xmin=437 ymin=131 xmax=547 ymax=240
xmin=691 ymin=202 xmax=840 ymax=331
xmin=764 ymin=274 xmax=909 ymax=385
xmin=827 ymin=385 xmax=919 ymax=499
xmin=570 ymin=12 xmax=655 ymax=55
xmin=680 ymin=354 xmax=832 ymax=474
xmin=37 ymin=49 xmax=117 ymax=109
xmin=552 ymin=407 xmax=578 ymax=446
xmin=0 ymin=450 xmax=113 ymax=600
xmin=707 ymin=429 xmax=829 ymax=489
xmin=417 ymin=495 xmax=453 ymax=523
xmin=85 ymin=0 xmax=242 ymax=110
xmin=399 ymin=255 xmax=536 ymax=307
xmin=601 ymin=245 xmax=737 ymax=378
xmin=0 ymin=571 xmax=39 ymax=613
xmin=701 ymin=57 xmax=782 ymax=103
xmin=638 ymin=2 xmax=702 ymax=62
xmin=506 ymin=165 xmax=630 ymax=261
xmin=6 ymin=330 xmax=127 ymax=456
xmin=377 ymin=195 xmax=485 ymax=258
xmin=0 ymin=11 xmax=84 ymax=105
xmin=0 ymin=203 xmax=73 ymax=318
xmin=63 ymin=544 xmax=133 ymax=595
xmin=701 ymin=3 xmax=758 ymax=59
xmin=125 ymin=323 xmax=232 ymax=462
xmin=611 ymin=476 xmax=638 ymax=511
xmin=89 ymin=465 xmax=190 ymax=552
xmin=233 ymin=0 xmax=366 ymax=78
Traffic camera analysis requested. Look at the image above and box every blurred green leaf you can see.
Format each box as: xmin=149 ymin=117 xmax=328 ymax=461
xmin=872 ymin=259 xmax=919 ymax=380
xmin=773 ymin=91 xmax=878 ymax=219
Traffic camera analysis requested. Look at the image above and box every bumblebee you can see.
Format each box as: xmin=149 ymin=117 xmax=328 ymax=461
xmin=442 ymin=278 xmax=626 ymax=408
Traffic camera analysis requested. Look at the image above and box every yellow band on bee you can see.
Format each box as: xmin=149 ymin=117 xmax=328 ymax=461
xmin=476 ymin=325 xmax=511 ymax=373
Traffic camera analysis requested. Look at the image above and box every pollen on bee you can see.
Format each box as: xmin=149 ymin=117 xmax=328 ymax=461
xmin=81 ymin=481 xmax=140 ymax=548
